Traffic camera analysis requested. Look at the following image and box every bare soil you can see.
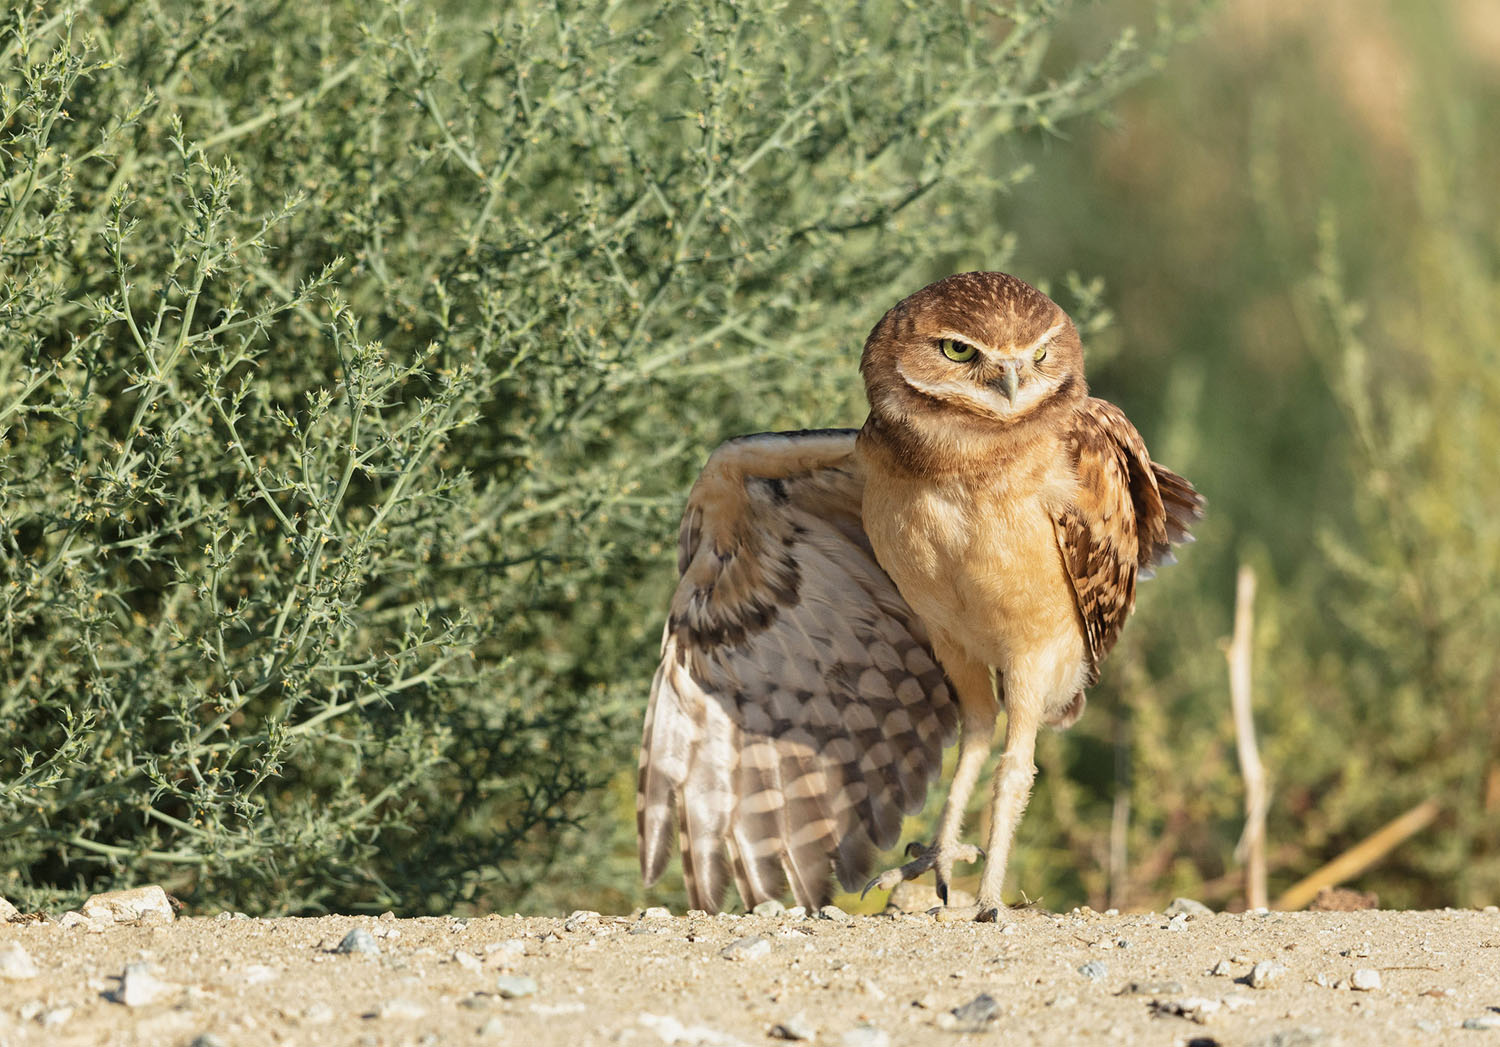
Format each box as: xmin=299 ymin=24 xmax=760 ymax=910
xmin=4 ymin=907 xmax=1500 ymax=1046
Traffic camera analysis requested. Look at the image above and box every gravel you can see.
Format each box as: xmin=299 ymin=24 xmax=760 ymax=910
xmin=1165 ymin=898 xmax=1214 ymax=917
xmin=109 ymin=962 xmax=173 ymax=1006
xmin=0 ymin=941 xmax=39 ymax=979
xmin=769 ymin=1013 xmax=816 ymax=1040
xmin=840 ymin=1025 xmax=890 ymax=1047
xmin=1248 ymin=960 xmax=1287 ymax=988
xmin=335 ymin=927 xmax=381 ymax=955
xmin=720 ymin=934 xmax=772 ymax=961
xmin=494 ymin=975 xmax=539 ymax=999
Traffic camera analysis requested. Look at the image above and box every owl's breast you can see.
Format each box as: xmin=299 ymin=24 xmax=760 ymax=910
xmin=860 ymin=460 xmax=1083 ymax=672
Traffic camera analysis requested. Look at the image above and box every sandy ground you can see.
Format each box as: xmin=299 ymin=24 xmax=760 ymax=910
xmin=4 ymin=905 xmax=1500 ymax=1046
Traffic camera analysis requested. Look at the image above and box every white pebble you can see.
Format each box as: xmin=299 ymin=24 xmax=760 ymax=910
xmin=0 ymin=942 xmax=39 ymax=980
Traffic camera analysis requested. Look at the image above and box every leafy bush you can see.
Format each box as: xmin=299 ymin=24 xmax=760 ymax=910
xmin=1 ymin=0 xmax=1193 ymax=913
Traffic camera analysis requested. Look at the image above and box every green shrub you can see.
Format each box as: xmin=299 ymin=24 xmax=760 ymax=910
xmin=1 ymin=0 xmax=1194 ymax=913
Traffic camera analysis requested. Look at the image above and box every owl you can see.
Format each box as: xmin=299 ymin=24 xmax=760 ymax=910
xmin=637 ymin=272 xmax=1203 ymax=920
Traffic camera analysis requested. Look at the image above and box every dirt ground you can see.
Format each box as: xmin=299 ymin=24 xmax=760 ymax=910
xmin=4 ymin=904 xmax=1500 ymax=1046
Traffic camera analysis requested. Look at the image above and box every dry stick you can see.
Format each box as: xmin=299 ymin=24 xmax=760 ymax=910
xmin=1273 ymin=799 xmax=1441 ymax=912
xmin=1227 ymin=565 xmax=1268 ymax=910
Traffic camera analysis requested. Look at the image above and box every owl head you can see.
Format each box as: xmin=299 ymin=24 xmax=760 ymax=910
xmin=859 ymin=272 xmax=1086 ymax=435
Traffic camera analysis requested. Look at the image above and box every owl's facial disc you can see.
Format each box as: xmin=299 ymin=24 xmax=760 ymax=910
xmin=895 ymin=320 xmax=1068 ymax=423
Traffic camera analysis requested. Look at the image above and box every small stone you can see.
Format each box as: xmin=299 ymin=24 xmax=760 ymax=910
xmin=1350 ymin=968 xmax=1382 ymax=991
xmin=642 ymin=906 xmax=673 ymax=920
xmin=0 ymin=895 xmax=19 ymax=921
xmin=785 ymin=905 xmax=807 ymax=919
xmin=817 ymin=904 xmax=854 ymax=923
xmin=478 ymin=1016 xmax=506 ymax=1037
xmin=494 ymin=975 xmax=538 ymax=999
xmin=379 ymin=910 xmax=396 ymax=921
xmin=841 ymin=1025 xmax=890 ymax=1047
xmin=0 ymin=941 xmax=39 ymax=979
xmin=82 ymin=885 xmax=174 ymax=924
xmin=1464 ymin=1016 xmax=1500 ymax=1031
xmin=720 ymin=934 xmax=771 ymax=961
xmin=38 ymin=1005 xmax=74 ymax=1028
xmin=770 ymin=1013 xmax=816 ymax=1040
xmin=1210 ymin=960 xmax=1234 ymax=976
xmin=1078 ymin=961 xmax=1108 ymax=981
xmin=752 ymin=899 xmax=786 ymax=917
xmin=1164 ymin=897 xmax=1213 ymax=917
xmin=1165 ymin=912 xmax=1190 ymax=931
xmin=370 ymin=998 xmax=427 ymax=1020
xmin=110 ymin=962 xmax=172 ymax=1006
xmin=335 ymin=927 xmax=381 ymax=955
xmin=1248 ymin=960 xmax=1287 ymax=989
xmin=948 ymin=993 xmax=1000 ymax=1030
xmin=1150 ymin=997 xmax=1222 ymax=1024
xmin=638 ymin=1012 xmax=748 ymax=1046
xmin=564 ymin=909 xmax=600 ymax=932
xmin=58 ymin=910 xmax=101 ymax=930
xmin=454 ymin=950 xmax=482 ymax=971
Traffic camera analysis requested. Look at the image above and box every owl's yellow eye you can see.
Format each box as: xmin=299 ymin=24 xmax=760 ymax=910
xmin=940 ymin=339 xmax=977 ymax=363
xmin=1033 ymin=343 xmax=1048 ymax=363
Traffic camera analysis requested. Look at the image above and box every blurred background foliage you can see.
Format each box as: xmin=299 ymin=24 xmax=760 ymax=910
xmin=2 ymin=0 xmax=1496 ymax=916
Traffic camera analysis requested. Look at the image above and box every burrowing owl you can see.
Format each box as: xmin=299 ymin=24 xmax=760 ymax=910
xmin=638 ymin=272 xmax=1202 ymax=920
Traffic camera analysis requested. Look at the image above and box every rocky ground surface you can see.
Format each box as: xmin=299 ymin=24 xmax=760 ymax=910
xmin=4 ymin=890 xmax=1500 ymax=1046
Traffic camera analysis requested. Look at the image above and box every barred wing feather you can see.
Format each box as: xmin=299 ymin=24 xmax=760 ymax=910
xmin=637 ymin=430 xmax=959 ymax=912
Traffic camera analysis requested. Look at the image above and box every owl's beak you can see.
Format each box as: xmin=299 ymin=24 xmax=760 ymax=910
xmin=992 ymin=361 xmax=1021 ymax=402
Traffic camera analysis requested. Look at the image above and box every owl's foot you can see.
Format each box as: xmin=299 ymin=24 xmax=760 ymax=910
xmin=860 ymin=840 xmax=984 ymax=903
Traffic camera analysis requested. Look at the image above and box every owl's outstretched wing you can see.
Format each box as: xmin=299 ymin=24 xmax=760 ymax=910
xmin=1055 ymin=398 xmax=1205 ymax=679
xmin=638 ymin=430 xmax=959 ymax=912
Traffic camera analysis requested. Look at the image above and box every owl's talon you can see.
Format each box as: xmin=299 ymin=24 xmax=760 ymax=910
xmin=863 ymin=840 xmax=984 ymax=901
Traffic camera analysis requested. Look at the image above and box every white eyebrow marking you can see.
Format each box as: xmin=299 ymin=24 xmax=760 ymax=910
xmin=1019 ymin=319 xmax=1066 ymax=358
xmin=933 ymin=330 xmax=987 ymax=352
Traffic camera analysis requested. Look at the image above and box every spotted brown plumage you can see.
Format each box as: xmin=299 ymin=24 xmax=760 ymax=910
xmin=1055 ymin=398 xmax=1201 ymax=682
xmin=639 ymin=272 xmax=1202 ymax=918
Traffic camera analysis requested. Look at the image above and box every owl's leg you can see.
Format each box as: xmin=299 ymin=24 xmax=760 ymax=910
xmin=968 ymin=695 xmax=1044 ymax=922
xmin=862 ymin=655 xmax=997 ymax=903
